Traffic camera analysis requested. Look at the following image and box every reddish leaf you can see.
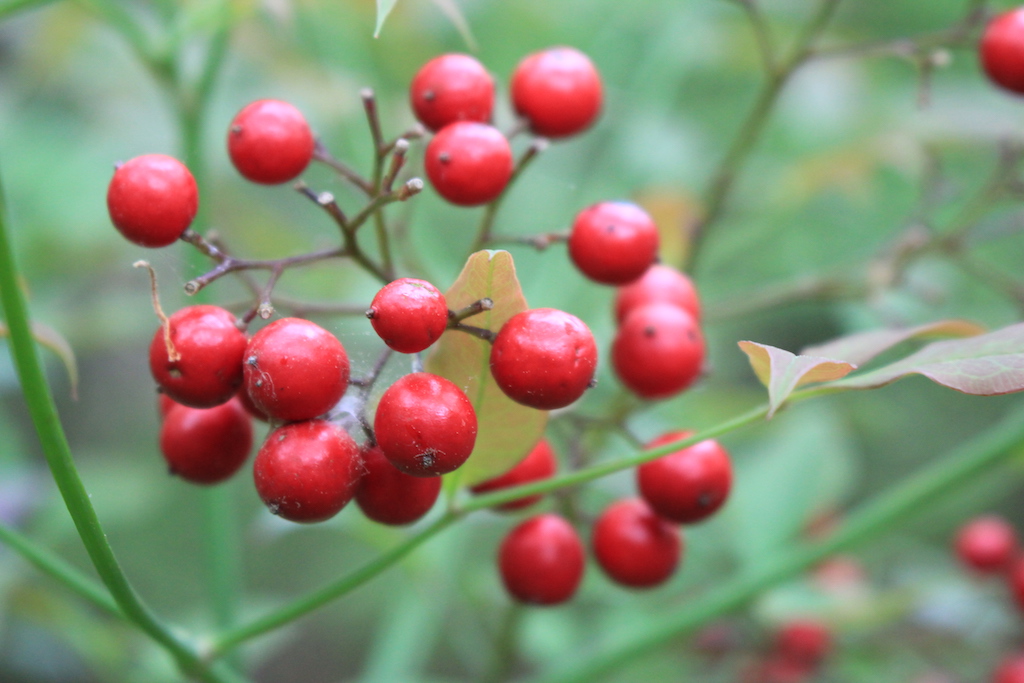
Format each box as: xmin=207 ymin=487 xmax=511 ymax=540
xmin=833 ymin=322 xmax=1024 ymax=395
xmin=425 ymin=250 xmax=547 ymax=487
xmin=801 ymin=319 xmax=986 ymax=366
xmin=738 ymin=341 xmax=856 ymax=418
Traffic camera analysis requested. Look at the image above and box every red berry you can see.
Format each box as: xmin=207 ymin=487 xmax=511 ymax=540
xmin=510 ymin=46 xmax=602 ymax=138
xmin=425 ymin=122 xmax=513 ymax=206
xmin=227 ymin=99 xmax=315 ymax=184
xmin=107 ymin=154 xmax=198 ymax=248
xmin=995 ymin=653 xmax=1024 ymax=683
xmin=367 ymin=278 xmax=449 ymax=354
xmin=470 ymin=438 xmax=558 ymax=511
xmin=775 ymin=619 xmax=832 ymax=667
xmin=158 ymin=392 xmax=177 ymax=418
xmin=373 ymin=372 xmax=477 ymax=477
xmin=410 ymin=54 xmax=495 ymax=132
xmin=612 ymin=302 xmax=704 ymax=399
xmin=568 ymin=202 xmax=659 ymax=285
xmin=149 ymin=305 xmax=247 ymax=408
xmin=355 ymin=445 xmax=442 ymax=525
xmin=490 ymin=308 xmax=598 ymax=410
xmin=637 ymin=431 xmax=732 ymax=524
xmin=592 ymin=498 xmax=682 ymax=589
xmin=160 ymin=398 xmax=253 ymax=485
xmin=954 ymin=515 xmax=1018 ymax=574
xmin=614 ymin=264 xmax=701 ymax=324
xmin=498 ymin=513 xmax=585 ymax=605
xmin=1009 ymin=556 xmax=1024 ymax=611
xmin=981 ymin=9 xmax=1024 ymax=95
xmin=243 ymin=318 xmax=350 ymax=422
xmin=253 ymin=419 xmax=360 ymax=523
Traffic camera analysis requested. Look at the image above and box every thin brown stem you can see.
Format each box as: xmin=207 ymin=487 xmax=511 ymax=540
xmin=471 ymin=139 xmax=549 ymax=252
xmin=448 ymin=298 xmax=494 ymax=324
xmin=313 ymin=140 xmax=374 ymax=196
xmin=450 ymin=322 xmax=497 ymax=343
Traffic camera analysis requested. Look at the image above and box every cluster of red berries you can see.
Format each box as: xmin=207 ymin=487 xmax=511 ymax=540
xmin=952 ymin=515 xmax=1024 ymax=682
xmin=411 ymin=48 xmax=601 ymax=206
xmin=492 ymin=433 xmax=732 ymax=605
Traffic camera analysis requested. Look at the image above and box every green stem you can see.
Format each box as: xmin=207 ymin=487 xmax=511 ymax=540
xmin=208 ymin=513 xmax=459 ymax=658
xmin=533 ymin=402 xmax=1024 ymax=683
xmin=0 ymin=169 xmax=243 ymax=683
xmin=0 ymin=522 xmax=120 ymax=618
xmin=470 ymin=140 xmax=547 ymax=253
xmin=690 ymin=0 xmax=843 ymax=269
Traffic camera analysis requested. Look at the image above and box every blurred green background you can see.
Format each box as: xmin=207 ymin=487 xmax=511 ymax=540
xmin=2 ymin=0 xmax=1024 ymax=681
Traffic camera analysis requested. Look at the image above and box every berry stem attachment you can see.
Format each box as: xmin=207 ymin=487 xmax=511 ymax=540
xmin=470 ymin=138 xmax=549 ymax=253
xmin=294 ymin=183 xmax=350 ymax=230
xmin=382 ymin=138 xmax=409 ymax=193
xmin=449 ymin=297 xmax=494 ymax=323
xmin=133 ymin=260 xmax=180 ymax=362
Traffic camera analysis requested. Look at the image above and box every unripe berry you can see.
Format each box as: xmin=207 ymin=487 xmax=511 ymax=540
xmin=471 ymin=438 xmax=558 ymax=511
xmin=511 ymin=47 xmax=602 ymax=138
xmin=568 ymin=201 xmax=659 ymax=285
xmin=614 ymin=264 xmax=701 ymax=324
xmin=612 ymin=303 xmax=704 ymax=400
xmin=410 ymin=54 xmax=495 ymax=132
xmin=160 ymin=398 xmax=253 ymax=485
xmin=355 ymin=445 xmax=442 ymax=525
xmin=373 ymin=372 xmax=477 ymax=477
xmin=637 ymin=431 xmax=732 ymax=524
xmin=954 ymin=515 xmax=1018 ymax=574
xmin=253 ymin=420 xmax=360 ymax=523
xmin=366 ymin=278 xmax=449 ymax=354
xmin=980 ymin=8 xmax=1024 ymax=95
xmin=107 ymin=154 xmax=198 ymax=248
xmin=243 ymin=318 xmax=350 ymax=422
xmin=490 ymin=308 xmax=598 ymax=410
xmin=149 ymin=305 xmax=247 ymax=408
xmin=227 ymin=99 xmax=315 ymax=184
xmin=498 ymin=513 xmax=585 ymax=605
xmin=425 ymin=122 xmax=512 ymax=206
xmin=592 ymin=498 xmax=682 ymax=589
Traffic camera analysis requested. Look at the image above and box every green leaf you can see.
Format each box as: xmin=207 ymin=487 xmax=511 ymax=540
xmin=831 ymin=322 xmax=1024 ymax=395
xmin=425 ymin=250 xmax=547 ymax=488
xmin=374 ymin=0 xmax=400 ymax=38
xmin=801 ymin=319 xmax=986 ymax=366
xmin=737 ymin=341 xmax=855 ymax=418
xmin=0 ymin=320 xmax=78 ymax=399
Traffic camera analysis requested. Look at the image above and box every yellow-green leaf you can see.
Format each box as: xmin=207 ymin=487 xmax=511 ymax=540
xmin=425 ymin=250 xmax=547 ymax=487
xmin=0 ymin=320 xmax=78 ymax=399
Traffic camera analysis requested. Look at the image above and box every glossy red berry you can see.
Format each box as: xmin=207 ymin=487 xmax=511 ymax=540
xmin=366 ymin=278 xmax=449 ymax=354
xmin=355 ymin=445 xmax=442 ymax=525
xmin=425 ymin=122 xmax=513 ymax=206
xmin=227 ymin=99 xmax=315 ymax=184
xmin=612 ymin=302 xmax=704 ymax=400
xmin=107 ymin=154 xmax=198 ymax=248
xmin=592 ymin=498 xmax=682 ymax=589
xmin=995 ymin=653 xmax=1024 ymax=683
xmin=637 ymin=431 xmax=732 ymax=524
xmin=614 ymin=264 xmax=701 ymax=324
xmin=954 ymin=515 xmax=1018 ymax=573
xmin=498 ymin=513 xmax=585 ymax=605
xmin=775 ymin=620 xmax=832 ymax=667
xmin=149 ymin=305 xmax=247 ymax=408
xmin=568 ymin=202 xmax=659 ymax=285
xmin=160 ymin=398 xmax=253 ymax=484
xmin=243 ymin=318 xmax=350 ymax=422
xmin=470 ymin=438 xmax=558 ymax=511
xmin=373 ymin=372 xmax=477 ymax=477
xmin=980 ymin=8 xmax=1024 ymax=95
xmin=490 ymin=308 xmax=598 ymax=410
xmin=510 ymin=46 xmax=602 ymax=138
xmin=410 ymin=54 xmax=495 ymax=132
xmin=253 ymin=419 xmax=360 ymax=523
